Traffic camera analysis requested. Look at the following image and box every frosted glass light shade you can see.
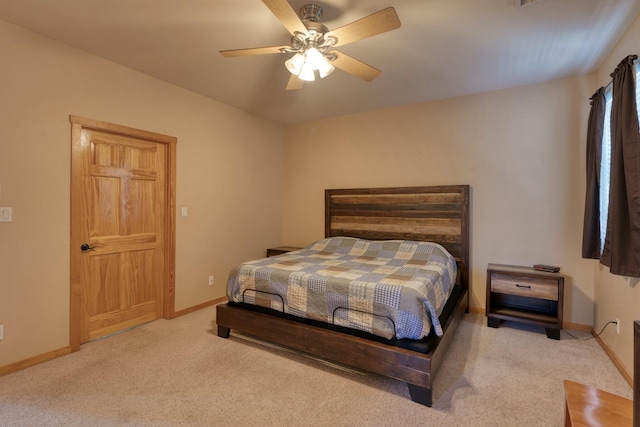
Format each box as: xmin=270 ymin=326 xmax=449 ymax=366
xmin=285 ymin=53 xmax=305 ymax=75
xmin=298 ymin=63 xmax=316 ymax=81
xmin=318 ymin=58 xmax=335 ymax=78
xmin=304 ymin=48 xmax=324 ymax=69
xmin=285 ymin=49 xmax=335 ymax=82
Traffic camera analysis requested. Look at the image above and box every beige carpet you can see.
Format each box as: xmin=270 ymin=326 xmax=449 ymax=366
xmin=0 ymin=308 xmax=632 ymax=426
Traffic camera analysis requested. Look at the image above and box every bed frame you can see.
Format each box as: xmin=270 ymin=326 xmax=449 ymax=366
xmin=216 ymin=185 xmax=470 ymax=407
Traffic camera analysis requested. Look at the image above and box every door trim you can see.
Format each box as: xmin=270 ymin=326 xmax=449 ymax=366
xmin=69 ymin=115 xmax=177 ymax=352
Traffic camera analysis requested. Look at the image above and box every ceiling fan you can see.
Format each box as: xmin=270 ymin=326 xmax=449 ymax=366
xmin=220 ymin=0 xmax=401 ymax=90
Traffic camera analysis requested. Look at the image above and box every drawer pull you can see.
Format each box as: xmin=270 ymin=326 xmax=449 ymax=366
xmin=516 ymin=284 xmax=532 ymax=289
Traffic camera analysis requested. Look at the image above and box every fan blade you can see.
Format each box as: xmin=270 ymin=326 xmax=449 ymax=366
xmin=262 ymin=0 xmax=308 ymax=36
xmin=325 ymin=7 xmax=401 ymax=47
xmin=331 ymin=51 xmax=381 ymax=82
xmin=220 ymin=45 xmax=289 ymax=57
xmin=285 ymin=74 xmax=305 ymax=90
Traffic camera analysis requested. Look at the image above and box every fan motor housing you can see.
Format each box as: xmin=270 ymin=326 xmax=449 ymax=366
xmin=304 ymin=21 xmax=328 ymax=35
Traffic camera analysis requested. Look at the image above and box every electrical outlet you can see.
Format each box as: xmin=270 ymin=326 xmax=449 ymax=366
xmin=0 ymin=207 xmax=12 ymax=222
xmin=0 ymin=324 xmax=4 ymax=340
xmin=616 ymin=318 xmax=620 ymax=334
xmin=208 ymin=275 xmax=214 ymax=286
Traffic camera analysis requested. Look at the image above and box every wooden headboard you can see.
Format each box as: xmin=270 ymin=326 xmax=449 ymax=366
xmin=325 ymin=185 xmax=470 ymax=289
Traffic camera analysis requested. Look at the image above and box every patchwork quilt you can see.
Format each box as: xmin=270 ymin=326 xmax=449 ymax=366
xmin=226 ymin=237 xmax=457 ymax=340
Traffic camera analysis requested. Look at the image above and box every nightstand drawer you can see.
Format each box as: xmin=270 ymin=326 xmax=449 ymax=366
xmin=491 ymin=273 xmax=558 ymax=301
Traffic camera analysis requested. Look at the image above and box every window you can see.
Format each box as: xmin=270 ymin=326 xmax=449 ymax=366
xmin=599 ymin=86 xmax=612 ymax=252
xmin=636 ymin=60 xmax=640 ymax=123
xmin=583 ymin=55 xmax=640 ymax=277
xmin=597 ymin=60 xmax=640 ymax=252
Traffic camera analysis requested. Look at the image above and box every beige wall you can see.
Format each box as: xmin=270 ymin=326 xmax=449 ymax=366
xmin=283 ymin=75 xmax=594 ymax=326
xmin=591 ymin=13 xmax=640 ymax=376
xmin=0 ymin=20 xmax=285 ymax=367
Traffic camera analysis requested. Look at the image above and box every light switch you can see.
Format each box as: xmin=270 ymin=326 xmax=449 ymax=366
xmin=181 ymin=207 xmax=188 ymax=218
xmin=0 ymin=207 xmax=12 ymax=222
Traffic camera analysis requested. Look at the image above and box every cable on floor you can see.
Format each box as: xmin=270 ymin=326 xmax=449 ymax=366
xmin=563 ymin=320 xmax=617 ymax=341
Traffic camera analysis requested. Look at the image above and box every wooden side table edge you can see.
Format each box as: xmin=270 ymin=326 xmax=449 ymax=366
xmin=563 ymin=379 xmax=632 ymax=426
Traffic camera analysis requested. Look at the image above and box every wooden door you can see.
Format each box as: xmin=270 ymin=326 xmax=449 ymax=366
xmin=70 ymin=116 xmax=176 ymax=348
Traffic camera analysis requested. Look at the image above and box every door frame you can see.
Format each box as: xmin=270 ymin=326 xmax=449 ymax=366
xmin=69 ymin=115 xmax=177 ymax=352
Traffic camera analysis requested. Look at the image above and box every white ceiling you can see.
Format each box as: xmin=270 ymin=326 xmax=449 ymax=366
xmin=0 ymin=0 xmax=638 ymax=125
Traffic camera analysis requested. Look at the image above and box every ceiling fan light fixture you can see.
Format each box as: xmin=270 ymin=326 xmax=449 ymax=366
xmin=285 ymin=48 xmax=335 ymax=81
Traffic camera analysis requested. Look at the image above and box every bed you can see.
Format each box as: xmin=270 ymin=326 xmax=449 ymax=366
xmin=216 ymin=185 xmax=470 ymax=407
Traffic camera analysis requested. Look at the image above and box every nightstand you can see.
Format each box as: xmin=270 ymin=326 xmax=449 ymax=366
xmin=486 ymin=263 xmax=564 ymax=340
xmin=266 ymin=246 xmax=302 ymax=257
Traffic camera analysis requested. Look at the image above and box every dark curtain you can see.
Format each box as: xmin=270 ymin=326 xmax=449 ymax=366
xmin=601 ymin=55 xmax=640 ymax=277
xmin=582 ymin=87 xmax=606 ymax=259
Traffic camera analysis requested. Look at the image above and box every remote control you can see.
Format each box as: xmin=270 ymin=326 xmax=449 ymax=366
xmin=533 ymin=264 xmax=560 ymax=273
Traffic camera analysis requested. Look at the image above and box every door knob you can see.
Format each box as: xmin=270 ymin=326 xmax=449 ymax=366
xmin=80 ymin=243 xmax=95 ymax=252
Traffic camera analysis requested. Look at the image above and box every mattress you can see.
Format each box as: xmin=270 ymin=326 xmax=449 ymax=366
xmin=226 ymin=236 xmax=457 ymax=340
